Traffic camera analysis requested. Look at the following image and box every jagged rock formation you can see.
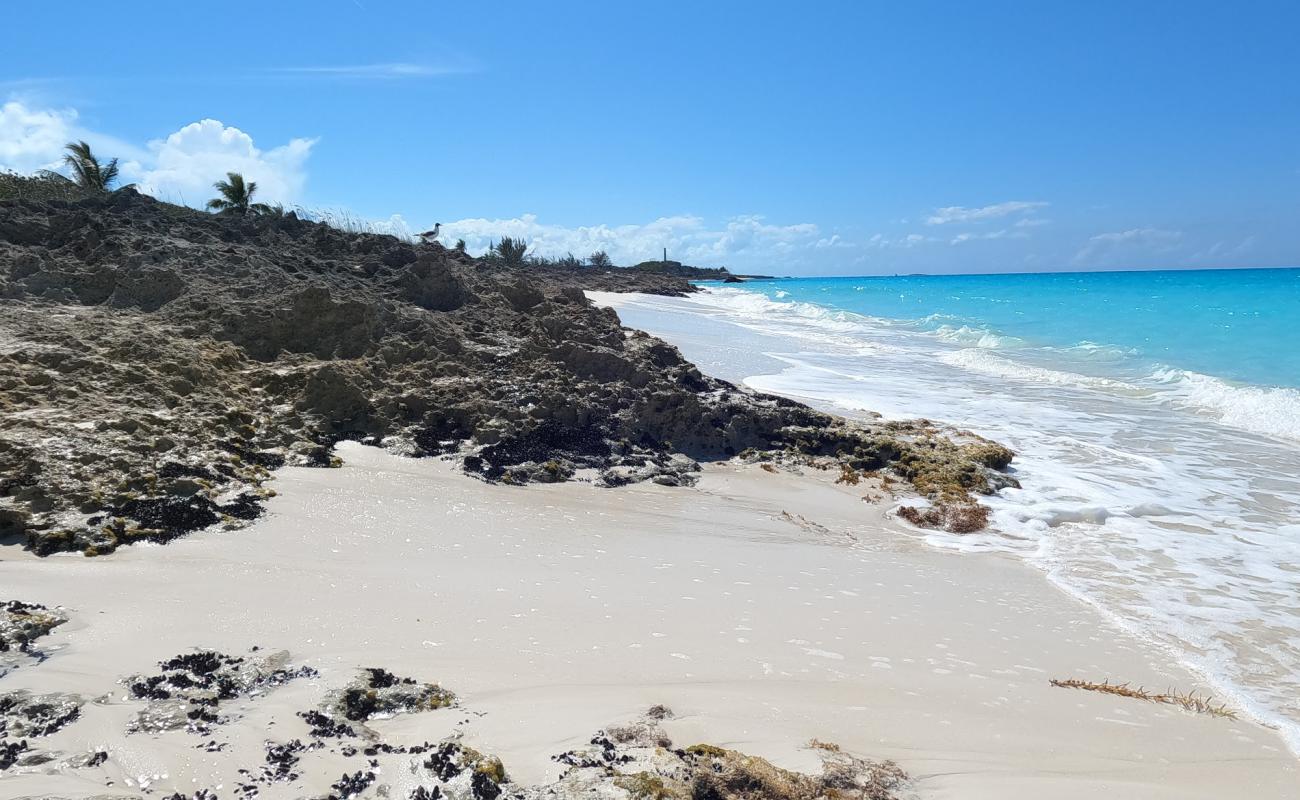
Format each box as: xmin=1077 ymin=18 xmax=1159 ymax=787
xmin=0 ymin=190 xmax=1014 ymax=555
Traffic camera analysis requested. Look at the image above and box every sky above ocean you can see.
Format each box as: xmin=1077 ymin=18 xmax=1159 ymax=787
xmin=3 ymin=0 xmax=1298 ymax=275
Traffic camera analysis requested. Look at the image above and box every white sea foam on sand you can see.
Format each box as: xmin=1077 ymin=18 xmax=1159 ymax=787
xmin=593 ymin=287 xmax=1300 ymax=760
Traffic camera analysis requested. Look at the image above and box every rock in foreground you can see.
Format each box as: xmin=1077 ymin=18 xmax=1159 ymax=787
xmin=0 ymin=190 xmax=1014 ymax=555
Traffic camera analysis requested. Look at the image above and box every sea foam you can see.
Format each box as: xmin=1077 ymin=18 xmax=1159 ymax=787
xmin=1152 ymin=369 xmax=1300 ymax=443
xmin=610 ymin=283 xmax=1300 ymax=757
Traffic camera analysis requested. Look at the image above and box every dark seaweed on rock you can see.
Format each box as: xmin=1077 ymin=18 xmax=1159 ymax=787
xmin=0 ymin=690 xmax=86 ymax=772
xmin=331 ymin=768 xmax=377 ymax=799
xmin=0 ymin=601 xmax=66 ymax=654
xmin=0 ymin=691 xmax=83 ymax=738
xmin=299 ymin=708 xmax=358 ymax=740
xmin=0 ymin=189 xmax=1016 ymax=555
xmin=0 ymin=601 xmax=68 ymax=678
xmin=124 ymin=648 xmax=317 ymax=735
xmin=329 ymin=667 xmax=455 ymax=722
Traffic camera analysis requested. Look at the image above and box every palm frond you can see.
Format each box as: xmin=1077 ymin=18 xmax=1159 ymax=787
xmin=60 ymin=140 xmax=118 ymax=191
xmin=100 ymin=158 xmax=120 ymax=189
xmin=209 ymin=172 xmax=259 ymax=214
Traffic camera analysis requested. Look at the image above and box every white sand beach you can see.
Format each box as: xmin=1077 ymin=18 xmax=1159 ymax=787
xmin=5 ymin=6 xmax=1299 ymax=797
xmin=3 ymin=441 xmax=1296 ymax=798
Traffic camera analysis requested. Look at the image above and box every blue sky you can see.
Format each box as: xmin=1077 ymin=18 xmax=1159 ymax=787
xmin=3 ymin=1 xmax=1298 ymax=275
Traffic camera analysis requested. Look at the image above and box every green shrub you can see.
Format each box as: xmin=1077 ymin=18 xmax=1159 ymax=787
xmin=0 ymin=171 xmax=91 ymax=201
xmin=492 ymin=236 xmax=529 ymax=266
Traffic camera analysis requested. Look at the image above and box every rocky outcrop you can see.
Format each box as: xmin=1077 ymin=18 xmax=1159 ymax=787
xmin=0 ymin=602 xmax=67 ymax=677
xmin=326 ymin=667 xmax=456 ymax=725
xmin=0 ymin=609 xmax=908 ymax=800
xmin=0 ymin=189 xmax=1015 ymax=555
xmin=528 ymin=707 xmax=908 ymax=800
xmin=0 ymin=690 xmax=87 ymax=771
xmin=123 ymin=649 xmax=318 ymax=735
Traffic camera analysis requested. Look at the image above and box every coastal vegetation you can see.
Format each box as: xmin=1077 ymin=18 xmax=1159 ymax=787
xmin=4 ymin=146 xmax=746 ymax=276
xmin=42 ymin=141 xmax=120 ymax=192
xmin=0 ymin=142 xmax=123 ymax=201
xmin=489 ymin=235 xmax=530 ymax=266
xmin=206 ymin=171 xmax=271 ymax=216
xmin=0 ymin=170 xmax=88 ymax=202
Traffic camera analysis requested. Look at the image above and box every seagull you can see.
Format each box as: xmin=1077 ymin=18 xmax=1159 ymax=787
xmin=417 ymin=223 xmax=441 ymax=243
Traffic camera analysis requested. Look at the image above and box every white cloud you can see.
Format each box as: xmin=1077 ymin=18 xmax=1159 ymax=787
xmin=0 ymin=101 xmax=74 ymax=173
xmin=926 ymin=200 xmax=1048 ymax=225
xmin=950 ymin=228 xmax=1028 ymax=245
xmin=437 ymin=213 xmax=822 ymax=268
xmin=1073 ymin=227 xmax=1184 ymax=265
xmin=864 ymin=232 xmax=934 ymax=249
xmin=1191 ymin=235 xmax=1256 ymax=263
xmin=1091 ymin=227 xmax=1180 ymax=244
xmin=814 ymin=234 xmax=853 ymax=249
xmin=270 ymin=62 xmax=465 ymax=79
xmin=0 ymin=100 xmax=144 ymax=174
xmin=1 ymin=100 xmax=314 ymax=206
xmin=125 ymin=119 xmax=315 ymax=205
xmin=369 ymin=213 xmax=415 ymax=240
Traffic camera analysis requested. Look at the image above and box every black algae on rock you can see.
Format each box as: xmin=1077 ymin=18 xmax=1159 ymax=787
xmin=125 ymin=648 xmax=317 ymax=734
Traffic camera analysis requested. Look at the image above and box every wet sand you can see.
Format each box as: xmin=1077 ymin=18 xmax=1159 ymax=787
xmin=2 ymin=441 xmax=1297 ymax=798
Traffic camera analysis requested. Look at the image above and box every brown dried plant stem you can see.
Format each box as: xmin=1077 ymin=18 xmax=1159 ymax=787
xmin=1050 ymin=678 xmax=1237 ymax=719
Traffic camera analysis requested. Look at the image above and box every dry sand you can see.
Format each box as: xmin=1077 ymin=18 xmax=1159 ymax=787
xmin=2 ymin=441 xmax=1297 ymax=798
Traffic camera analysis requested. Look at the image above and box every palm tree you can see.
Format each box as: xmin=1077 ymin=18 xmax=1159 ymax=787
xmin=41 ymin=140 xmax=119 ymax=192
xmin=206 ymin=172 xmax=270 ymax=215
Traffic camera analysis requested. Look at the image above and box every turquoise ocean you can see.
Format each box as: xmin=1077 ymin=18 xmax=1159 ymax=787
xmin=604 ymin=267 xmax=1300 ymax=754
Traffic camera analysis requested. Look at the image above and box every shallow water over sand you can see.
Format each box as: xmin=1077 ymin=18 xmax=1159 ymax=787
xmin=596 ymin=287 xmax=1300 ymax=756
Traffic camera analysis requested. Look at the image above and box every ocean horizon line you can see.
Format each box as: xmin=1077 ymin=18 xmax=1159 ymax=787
xmin=713 ymin=263 xmax=1300 ymax=281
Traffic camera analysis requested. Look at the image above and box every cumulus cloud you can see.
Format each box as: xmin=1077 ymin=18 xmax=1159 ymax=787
xmin=0 ymin=100 xmax=143 ymax=174
xmin=124 ymin=119 xmax=315 ymax=205
xmin=1073 ymin=227 xmax=1184 ymax=265
xmin=437 ymin=213 xmax=821 ymax=268
xmin=0 ymin=101 xmax=75 ymax=173
xmin=368 ymin=213 xmax=415 ymax=239
xmin=1 ymin=100 xmax=314 ymax=206
xmin=926 ymin=200 xmax=1048 ymax=225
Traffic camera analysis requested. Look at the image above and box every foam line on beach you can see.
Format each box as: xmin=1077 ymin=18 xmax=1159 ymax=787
xmin=594 ymin=286 xmax=1300 ymax=762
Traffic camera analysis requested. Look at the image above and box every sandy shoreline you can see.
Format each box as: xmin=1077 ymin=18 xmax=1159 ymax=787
xmin=3 ymin=441 xmax=1296 ymax=798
